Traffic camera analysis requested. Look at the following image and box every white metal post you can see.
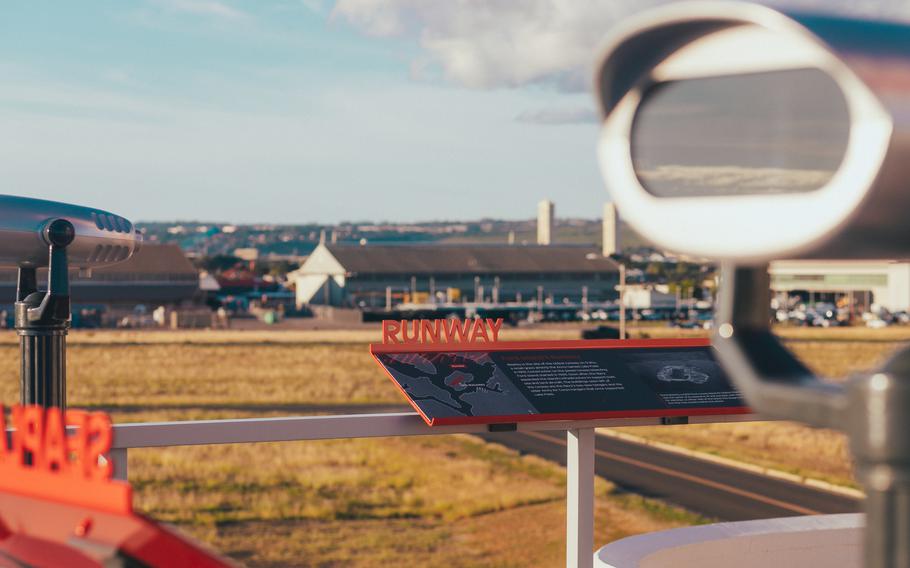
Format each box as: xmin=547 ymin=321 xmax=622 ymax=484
xmin=111 ymin=447 xmax=128 ymax=481
xmin=567 ymin=428 xmax=595 ymax=568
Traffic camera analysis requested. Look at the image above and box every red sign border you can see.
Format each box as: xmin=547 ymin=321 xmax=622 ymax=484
xmin=370 ymin=338 xmax=751 ymax=426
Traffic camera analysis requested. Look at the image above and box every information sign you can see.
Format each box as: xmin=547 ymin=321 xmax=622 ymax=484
xmin=371 ymin=337 xmax=749 ymax=426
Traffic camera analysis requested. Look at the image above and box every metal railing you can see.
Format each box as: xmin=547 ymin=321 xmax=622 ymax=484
xmin=109 ymin=411 xmax=759 ymax=568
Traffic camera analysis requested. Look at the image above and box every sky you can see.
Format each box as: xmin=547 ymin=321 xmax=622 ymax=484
xmin=1 ymin=0 xmax=907 ymax=224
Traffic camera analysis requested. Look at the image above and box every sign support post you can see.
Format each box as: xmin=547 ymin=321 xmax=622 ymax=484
xmin=566 ymin=427 xmax=595 ymax=568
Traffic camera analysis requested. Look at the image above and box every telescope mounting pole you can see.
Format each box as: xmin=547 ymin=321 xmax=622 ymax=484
xmin=15 ymin=219 xmax=75 ymax=410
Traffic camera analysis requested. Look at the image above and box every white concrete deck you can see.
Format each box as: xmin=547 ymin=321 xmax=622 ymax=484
xmin=595 ymin=513 xmax=863 ymax=568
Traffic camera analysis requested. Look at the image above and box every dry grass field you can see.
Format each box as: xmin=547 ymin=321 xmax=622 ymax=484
xmin=615 ymin=326 xmax=908 ymax=487
xmin=0 ymin=325 xmax=706 ymax=567
xmin=0 ymin=323 xmax=903 ymax=564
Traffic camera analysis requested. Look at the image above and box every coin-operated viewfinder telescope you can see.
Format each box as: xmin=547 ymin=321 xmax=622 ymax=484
xmin=0 ymin=195 xmax=141 ymax=409
xmin=594 ymin=3 xmax=910 ymax=566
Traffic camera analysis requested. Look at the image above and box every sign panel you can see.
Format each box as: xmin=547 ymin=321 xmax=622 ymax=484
xmin=0 ymin=404 xmax=235 ymax=567
xmin=371 ymin=338 xmax=749 ymax=426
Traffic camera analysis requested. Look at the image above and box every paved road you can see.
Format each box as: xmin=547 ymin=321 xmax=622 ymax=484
xmin=483 ymin=430 xmax=861 ymax=521
xmin=295 ymin=405 xmax=860 ymax=521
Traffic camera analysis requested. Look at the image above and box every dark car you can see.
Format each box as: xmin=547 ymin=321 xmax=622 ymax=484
xmin=581 ymin=325 xmax=621 ymax=340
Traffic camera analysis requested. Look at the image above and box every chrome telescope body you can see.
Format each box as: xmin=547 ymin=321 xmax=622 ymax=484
xmin=2 ymin=195 xmax=140 ymax=412
xmin=0 ymin=194 xmax=141 ymax=269
xmin=593 ymin=2 xmax=910 ymax=262
xmin=593 ymin=4 xmax=910 ymax=567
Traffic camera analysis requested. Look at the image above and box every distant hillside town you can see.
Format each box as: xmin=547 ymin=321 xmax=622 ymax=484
xmin=1 ymin=199 xmax=906 ymax=330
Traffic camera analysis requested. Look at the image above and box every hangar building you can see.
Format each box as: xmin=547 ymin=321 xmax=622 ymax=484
xmin=0 ymin=243 xmax=200 ymax=309
xmin=293 ymin=243 xmax=620 ymax=308
xmin=769 ymin=260 xmax=910 ymax=312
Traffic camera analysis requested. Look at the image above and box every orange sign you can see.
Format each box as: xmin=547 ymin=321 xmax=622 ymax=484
xmin=382 ymin=318 xmax=503 ymax=345
xmin=0 ymin=404 xmax=131 ymax=513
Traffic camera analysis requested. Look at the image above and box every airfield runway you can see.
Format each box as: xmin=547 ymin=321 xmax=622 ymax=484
xmin=484 ymin=429 xmax=861 ymax=521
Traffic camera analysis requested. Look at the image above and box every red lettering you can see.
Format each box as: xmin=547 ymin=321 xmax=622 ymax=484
xmin=15 ymin=406 xmax=44 ymax=467
xmin=420 ymin=319 xmax=441 ymax=343
xmin=469 ymin=318 xmax=490 ymax=342
xmin=382 ymin=320 xmax=401 ymax=344
xmin=86 ymin=413 xmax=113 ymax=481
xmin=66 ymin=409 xmax=90 ymax=478
xmin=382 ymin=317 xmax=504 ymax=344
xmin=486 ymin=318 xmax=503 ymax=342
xmin=0 ymin=405 xmax=7 ymax=461
xmin=402 ymin=320 xmax=420 ymax=343
xmin=444 ymin=318 xmax=472 ymax=342
xmin=43 ymin=408 xmax=67 ymax=473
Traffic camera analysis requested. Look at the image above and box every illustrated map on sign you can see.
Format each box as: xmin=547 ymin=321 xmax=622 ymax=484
xmin=372 ymin=343 xmax=748 ymax=425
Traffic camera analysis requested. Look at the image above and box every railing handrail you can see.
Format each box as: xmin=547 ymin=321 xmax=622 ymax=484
xmin=97 ymin=411 xmax=759 ymax=568
xmin=110 ymin=411 xmax=758 ymax=448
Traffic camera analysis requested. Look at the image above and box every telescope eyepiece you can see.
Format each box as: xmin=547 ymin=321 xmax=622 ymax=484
xmin=44 ymin=219 xmax=76 ymax=248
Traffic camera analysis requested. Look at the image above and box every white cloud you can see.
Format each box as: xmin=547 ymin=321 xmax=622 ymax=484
xmin=515 ymin=106 xmax=597 ymax=125
xmin=153 ymin=0 xmax=247 ymax=20
xmin=0 ymin=68 xmax=604 ymax=223
xmin=333 ymin=0 xmax=910 ymax=91
xmin=333 ymin=0 xmax=653 ymax=91
xmin=300 ymin=0 xmax=329 ymax=14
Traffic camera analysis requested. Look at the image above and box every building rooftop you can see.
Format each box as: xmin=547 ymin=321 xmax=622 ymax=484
xmin=321 ymin=243 xmax=619 ymax=275
xmin=0 ymin=244 xmax=198 ymax=283
xmin=0 ymin=244 xmax=200 ymax=305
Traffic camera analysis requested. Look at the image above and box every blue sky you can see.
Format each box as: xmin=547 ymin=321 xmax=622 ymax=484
xmin=2 ymin=0 xmax=905 ymax=224
xmin=0 ymin=1 xmax=602 ymax=224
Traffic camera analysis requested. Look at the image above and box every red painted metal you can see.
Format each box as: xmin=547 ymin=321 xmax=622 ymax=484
xmin=0 ymin=405 xmax=237 ymax=567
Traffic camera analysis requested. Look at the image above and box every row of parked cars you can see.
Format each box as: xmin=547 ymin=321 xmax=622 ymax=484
xmin=774 ymin=304 xmax=910 ymax=328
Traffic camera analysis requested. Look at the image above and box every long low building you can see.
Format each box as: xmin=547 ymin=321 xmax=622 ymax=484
xmin=292 ymin=243 xmax=620 ymax=308
xmin=0 ymin=243 xmax=200 ymax=308
xmin=770 ymin=260 xmax=910 ymax=312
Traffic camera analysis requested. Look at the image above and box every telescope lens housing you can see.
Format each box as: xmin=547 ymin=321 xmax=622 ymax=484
xmin=631 ymin=68 xmax=850 ymax=198
xmin=594 ymin=4 xmax=910 ymax=260
xmin=44 ymin=219 xmax=76 ymax=248
xmin=0 ymin=195 xmax=140 ymax=269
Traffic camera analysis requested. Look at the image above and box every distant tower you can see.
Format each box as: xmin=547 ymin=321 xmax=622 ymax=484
xmin=602 ymin=202 xmax=621 ymax=256
xmin=537 ymin=200 xmax=554 ymax=245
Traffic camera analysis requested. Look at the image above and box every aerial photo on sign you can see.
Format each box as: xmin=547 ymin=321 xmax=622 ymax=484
xmin=371 ymin=337 xmax=748 ymax=425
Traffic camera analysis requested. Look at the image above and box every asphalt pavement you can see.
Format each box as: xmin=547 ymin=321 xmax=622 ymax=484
xmin=482 ymin=429 xmax=861 ymax=521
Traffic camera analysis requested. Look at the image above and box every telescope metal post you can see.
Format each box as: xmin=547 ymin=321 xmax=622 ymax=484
xmin=14 ymin=219 xmax=75 ymax=410
xmin=847 ymin=349 xmax=910 ymax=568
xmin=16 ymin=298 xmax=68 ymax=409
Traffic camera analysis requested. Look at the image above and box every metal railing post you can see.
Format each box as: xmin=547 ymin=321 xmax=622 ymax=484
xmin=567 ymin=428 xmax=595 ymax=568
xmin=111 ymin=447 xmax=128 ymax=481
